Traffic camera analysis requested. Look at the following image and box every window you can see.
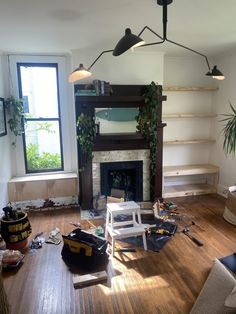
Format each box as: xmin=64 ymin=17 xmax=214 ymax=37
xmin=17 ymin=63 xmax=64 ymax=173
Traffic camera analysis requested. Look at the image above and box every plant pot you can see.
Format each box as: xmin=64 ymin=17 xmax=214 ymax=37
xmin=0 ymin=212 xmax=32 ymax=250
xmin=223 ymin=186 xmax=236 ymax=225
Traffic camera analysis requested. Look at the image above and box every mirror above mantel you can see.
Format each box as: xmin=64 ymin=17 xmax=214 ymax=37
xmin=95 ymin=107 xmax=138 ymax=134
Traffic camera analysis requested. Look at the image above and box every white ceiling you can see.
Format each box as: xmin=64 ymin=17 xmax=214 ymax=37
xmin=0 ymin=0 xmax=236 ymax=57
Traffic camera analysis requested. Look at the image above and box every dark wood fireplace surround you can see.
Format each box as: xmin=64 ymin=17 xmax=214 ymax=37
xmin=75 ymin=84 xmax=167 ymax=209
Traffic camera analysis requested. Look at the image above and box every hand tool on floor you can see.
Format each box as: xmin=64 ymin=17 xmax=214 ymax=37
xmin=182 ymin=226 xmax=203 ymax=246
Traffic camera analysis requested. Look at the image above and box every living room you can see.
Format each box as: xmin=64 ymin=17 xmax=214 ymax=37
xmin=0 ymin=1 xmax=236 ymax=313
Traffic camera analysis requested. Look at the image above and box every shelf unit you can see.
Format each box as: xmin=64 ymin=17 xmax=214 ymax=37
xmin=163 ymin=164 xmax=219 ymax=198
xmin=163 ymin=86 xmax=218 ymax=197
xmin=163 ymin=113 xmax=217 ymax=119
xmin=164 ymin=139 xmax=216 ymax=145
xmin=163 ymin=86 xmax=219 ymax=92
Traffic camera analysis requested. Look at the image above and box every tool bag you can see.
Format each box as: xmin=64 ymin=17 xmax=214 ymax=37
xmin=61 ymin=228 xmax=108 ymax=268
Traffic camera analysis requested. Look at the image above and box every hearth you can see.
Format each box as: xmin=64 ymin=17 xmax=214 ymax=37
xmin=100 ymin=161 xmax=143 ymax=201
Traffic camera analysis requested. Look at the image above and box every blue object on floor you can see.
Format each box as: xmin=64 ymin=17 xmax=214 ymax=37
xmin=220 ymin=253 xmax=236 ymax=273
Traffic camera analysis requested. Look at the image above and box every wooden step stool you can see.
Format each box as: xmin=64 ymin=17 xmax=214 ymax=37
xmin=105 ymin=201 xmax=147 ymax=256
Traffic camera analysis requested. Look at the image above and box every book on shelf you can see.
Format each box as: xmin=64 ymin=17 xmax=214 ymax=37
xmin=75 ymin=89 xmax=97 ymax=96
xmin=93 ymin=80 xmax=110 ymax=96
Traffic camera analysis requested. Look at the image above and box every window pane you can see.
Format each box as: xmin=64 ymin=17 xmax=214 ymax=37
xmin=25 ymin=121 xmax=62 ymax=171
xmin=19 ymin=65 xmax=59 ymax=118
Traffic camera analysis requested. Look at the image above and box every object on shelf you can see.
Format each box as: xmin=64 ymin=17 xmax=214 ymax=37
xmin=75 ymin=89 xmax=97 ymax=96
xmin=95 ymin=118 xmax=100 ymax=135
xmin=93 ymin=80 xmax=111 ymax=96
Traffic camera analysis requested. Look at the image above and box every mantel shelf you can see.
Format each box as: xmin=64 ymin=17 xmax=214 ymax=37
xmin=163 ymin=113 xmax=217 ymax=119
xmin=77 ymin=95 xmax=166 ymax=108
xmin=164 ymin=139 xmax=216 ymax=145
xmin=163 ymin=86 xmax=218 ymax=92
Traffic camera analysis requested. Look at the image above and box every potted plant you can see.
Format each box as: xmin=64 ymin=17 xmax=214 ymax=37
xmin=222 ymin=102 xmax=236 ymax=156
xmin=221 ymin=102 xmax=236 ymax=224
xmin=5 ymin=96 xmax=25 ymax=146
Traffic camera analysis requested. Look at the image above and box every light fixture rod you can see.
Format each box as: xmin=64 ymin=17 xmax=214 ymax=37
xmin=163 ymin=0 xmax=168 ymax=40
xmin=138 ymin=26 xmax=164 ymax=42
xmin=166 ymin=38 xmax=211 ymax=71
xmin=88 ymin=49 xmax=113 ymax=70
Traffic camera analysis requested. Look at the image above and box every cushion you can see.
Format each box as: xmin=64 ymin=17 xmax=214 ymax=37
xmin=190 ymin=259 xmax=236 ymax=314
xmin=225 ymin=283 xmax=236 ymax=308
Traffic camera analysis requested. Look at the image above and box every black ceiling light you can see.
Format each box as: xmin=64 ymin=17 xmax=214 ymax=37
xmin=206 ymin=65 xmax=225 ymax=80
xmin=68 ymin=50 xmax=113 ymax=83
xmin=113 ymin=28 xmax=145 ymax=56
xmin=69 ymin=0 xmax=225 ymax=82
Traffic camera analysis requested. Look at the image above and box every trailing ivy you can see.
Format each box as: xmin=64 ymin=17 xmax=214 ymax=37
xmin=136 ymin=81 xmax=161 ymax=176
xmin=5 ymin=96 xmax=25 ymax=146
xmin=77 ymin=112 xmax=96 ymax=171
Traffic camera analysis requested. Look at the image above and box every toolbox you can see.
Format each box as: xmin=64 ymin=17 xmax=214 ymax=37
xmin=61 ymin=228 xmax=108 ymax=268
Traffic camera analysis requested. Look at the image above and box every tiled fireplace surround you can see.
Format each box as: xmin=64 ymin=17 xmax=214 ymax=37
xmin=92 ymin=149 xmax=150 ymax=201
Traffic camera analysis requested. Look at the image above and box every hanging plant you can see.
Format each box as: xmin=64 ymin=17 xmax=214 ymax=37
xmin=5 ymin=96 xmax=25 ymax=146
xmin=221 ymin=102 xmax=236 ymax=156
xmin=136 ymin=81 xmax=162 ymax=174
xmin=77 ymin=112 xmax=96 ymax=171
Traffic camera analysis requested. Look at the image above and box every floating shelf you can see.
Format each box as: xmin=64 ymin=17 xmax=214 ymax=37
xmin=163 ymin=86 xmax=219 ymax=92
xmin=163 ymin=183 xmax=217 ymax=198
xmin=164 ymin=139 xmax=216 ymax=145
xmin=163 ymin=164 xmax=219 ymax=177
xmin=163 ymin=113 xmax=217 ymax=119
xmin=163 ymin=164 xmax=219 ymax=198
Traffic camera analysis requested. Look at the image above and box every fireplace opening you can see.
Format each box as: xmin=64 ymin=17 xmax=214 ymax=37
xmin=100 ymin=161 xmax=143 ymax=201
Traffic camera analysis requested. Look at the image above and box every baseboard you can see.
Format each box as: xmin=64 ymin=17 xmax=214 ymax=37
xmin=10 ymin=196 xmax=79 ymax=211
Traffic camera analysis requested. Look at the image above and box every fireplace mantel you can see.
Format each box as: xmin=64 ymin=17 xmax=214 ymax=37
xmin=75 ymin=84 xmax=166 ymax=209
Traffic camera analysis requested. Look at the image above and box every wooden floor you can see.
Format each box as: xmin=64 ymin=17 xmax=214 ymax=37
xmin=2 ymin=194 xmax=236 ymax=314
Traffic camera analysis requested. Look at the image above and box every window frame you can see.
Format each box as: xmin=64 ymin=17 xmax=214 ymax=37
xmin=17 ymin=62 xmax=64 ymax=173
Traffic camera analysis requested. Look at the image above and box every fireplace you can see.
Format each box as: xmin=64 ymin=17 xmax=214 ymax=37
xmin=100 ymin=161 xmax=143 ymax=201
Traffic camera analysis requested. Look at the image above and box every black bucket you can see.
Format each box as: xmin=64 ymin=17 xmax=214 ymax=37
xmin=0 ymin=211 xmax=32 ymax=250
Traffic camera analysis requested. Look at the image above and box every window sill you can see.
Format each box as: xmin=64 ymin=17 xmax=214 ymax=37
xmin=9 ymin=172 xmax=77 ymax=183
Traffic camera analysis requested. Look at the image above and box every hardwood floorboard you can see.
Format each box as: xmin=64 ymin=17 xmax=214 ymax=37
xmin=1 ymin=194 xmax=236 ymax=314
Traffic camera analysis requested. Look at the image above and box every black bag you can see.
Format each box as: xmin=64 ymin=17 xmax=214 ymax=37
xmin=61 ymin=228 xmax=108 ymax=269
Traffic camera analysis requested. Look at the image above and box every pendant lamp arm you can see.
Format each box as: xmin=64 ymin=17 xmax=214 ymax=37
xmin=137 ymin=26 xmax=165 ymax=47
xmin=166 ymin=38 xmax=211 ymax=71
xmin=138 ymin=26 xmax=163 ymax=40
xmin=88 ymin=49 xmax=114 ymax=70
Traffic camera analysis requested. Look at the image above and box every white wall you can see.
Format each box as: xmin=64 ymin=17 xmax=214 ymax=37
xmin=209 ymin=49 xmax=236 ymax=193
xmin=0 ymin=53 xmax=12 ymax=210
